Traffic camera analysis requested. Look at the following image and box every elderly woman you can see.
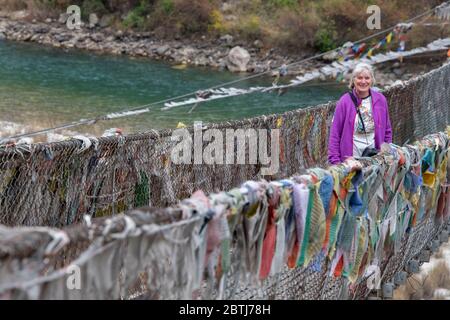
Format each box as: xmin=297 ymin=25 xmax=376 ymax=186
xmin=328 ymin=63 xmax=392 ymax=165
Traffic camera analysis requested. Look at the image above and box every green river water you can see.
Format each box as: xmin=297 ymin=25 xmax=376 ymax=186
xmin=0 ymin=40 xmax=346 ymax=137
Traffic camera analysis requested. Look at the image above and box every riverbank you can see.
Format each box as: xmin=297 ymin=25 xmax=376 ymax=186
xmin=0 ymin=11 xmax=320 ymax=76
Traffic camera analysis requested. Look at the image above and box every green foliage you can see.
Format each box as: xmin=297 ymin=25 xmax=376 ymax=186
xmin=314 ymin=22 xmax=338 ymax=52
xmin=161 ymin=0 xmax=173 ymax=14
xmin=209 ymin=9 xmax=227 ymax=33
xmin=122 ymin=0 xmax=150 ymax=29
xmin=81 ymin=0 xmax=107 ymax=16
xmin=239 ymin=14 xmax=262 ymax=40
xmin=268 ymin=0 xmax=298 ymax=8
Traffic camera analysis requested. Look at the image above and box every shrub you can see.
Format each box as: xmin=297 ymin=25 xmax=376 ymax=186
xmin=144 ymin=0 xmax=214 ymax=36
xmin=122 ymin=0 xmax=150 ymax=29
xmin=81 ymin=0 xmax=108 ymax=20
xmin=161 ymin=0 xmax=173 ymax=14
xmin=240 ymin=14 xmax=262 ymax=40
xmin=209 ymin=9 xmax=227 ymax=34
xmin=314 ymin=22 xmax=338 ymax=52
xmin=273 ymin=7 xmax=319 ymax=52
xmin=268 ymin=0 xmax=298 ymax=8
xmin=0 ymin=0 xmax=28 ymax=10
xmin=172 ymin=0 xmax=214 ymax=34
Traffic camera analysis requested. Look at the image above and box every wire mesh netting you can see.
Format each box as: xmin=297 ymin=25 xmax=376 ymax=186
xmin=0 ymin=129 xmax=448 ymax=299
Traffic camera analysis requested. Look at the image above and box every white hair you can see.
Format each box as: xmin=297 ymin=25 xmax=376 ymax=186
xmin=349 ymin=62 xmax=376 ymax=89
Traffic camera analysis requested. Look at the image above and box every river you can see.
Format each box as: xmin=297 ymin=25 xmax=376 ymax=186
xmin=0 ymin=40 xmax=346 ymax=138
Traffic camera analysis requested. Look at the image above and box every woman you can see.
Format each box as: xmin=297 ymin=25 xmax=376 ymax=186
xmin=328 ymin=63 xmax=392 ymax=165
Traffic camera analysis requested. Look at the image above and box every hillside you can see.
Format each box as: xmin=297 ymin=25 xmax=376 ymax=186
xmin=1 ymin=0 xmax=449 ymax=55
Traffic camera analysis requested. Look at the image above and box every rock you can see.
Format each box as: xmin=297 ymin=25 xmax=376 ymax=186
xmin=224 ymin=14 xmax=237 ymax=21
xmin=221 ymin=2 xmax=234 ymax=12
xmin=392 ymin=68 xmax=405 ymax=76
xmin=34 ymin=26 xmax=49 ymax=34
xmin=115 ymin=30 xmax=123 ymax=39
xmin=0 ymin=32 xmax=5 ymax=40
xmin=217 ymin=59 xmax=227 ymax=70
xmin=22 ymin=34 xmax=31 ymax=41
xmin=179 ymin=46 xmax=196 ymax=58
xmin=164 ymin=49 xmax=173 ymax=57
xmin=253 ymin=64 xmax=268 ymax=73
xmin=86 ymin=42 xmax=97 ymax=50
xmin=45 ymin=18 xmax=52 ymax=24
xmin=156 ymin=45 xmax=170 ymax=56
xmin=253 ymin=39 xmax=263 ymax=49
xmin=10 ymin=10 xmax=28 ymax=20
xmin=195 ymin=56 xmax=209 ymax=66
xmin=226 ymin=46 xmax=251 ymax=72
xmin=135 ymin=48 xmax=146 ymax=56
xmin=54 ymin=34 xmax=72 ymax=42
xmin=58 ymin=13 xmax=69 ymax=24
xmin=99 ymin=15 xmax=114 ymax=28
xmin=246 ymin=63 xmax=256 ymax=72
xmin=220 ymin=34 xmax=234 ymax=45
xmin=89 ymin=13 xmax=99 ymax=28
xmin=90 ymin=33 xmax=104 ymax=42
xmin=402 ymin=73 xmax=412 ymax=80
xmin=323 ymin=50 xmax=339 ymax=61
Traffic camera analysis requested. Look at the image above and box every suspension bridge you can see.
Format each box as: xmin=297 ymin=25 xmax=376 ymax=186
xmin=0 ymin=3 xmax=449 ymax=300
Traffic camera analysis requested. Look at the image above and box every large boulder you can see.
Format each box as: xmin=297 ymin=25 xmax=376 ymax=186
xmin=226 ymin=46 xmax=250 ymax=72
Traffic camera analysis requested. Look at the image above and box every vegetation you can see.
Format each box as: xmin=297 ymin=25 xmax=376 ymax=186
xmin=1 ymin=0 xmax=448 ymax=53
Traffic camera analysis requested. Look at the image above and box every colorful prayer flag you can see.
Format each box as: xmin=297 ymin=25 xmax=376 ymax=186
xmin=386 ymin=32 xmax=393 ymax=44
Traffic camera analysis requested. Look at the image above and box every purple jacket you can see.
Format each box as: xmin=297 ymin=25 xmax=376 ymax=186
xmin=328 ymin=88 xmax=392 ymax=164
